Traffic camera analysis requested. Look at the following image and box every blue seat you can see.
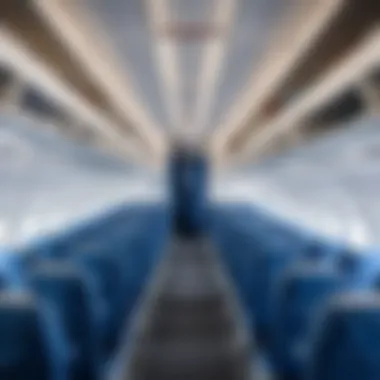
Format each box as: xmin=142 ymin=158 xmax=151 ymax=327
xmin=209 ymin=217 xmax=259 ymax=282
xmin=40 ymin=218 xmax=101 ymax=260
xmin=169 ymin=150 xmax=208 ymax=236
xmin=249 ymin=248 xmax=294 ymax=344
xmin=309 ymin=292 xmax=380 ymax=380
xmin=337 ymin=251 xmax=380 ymax=290
xmin=271 ymin=264 xmax=342 ymax=378
xmin=30 ymin=262 xmax=102 ymax=380
xmin=38 ymin=237 xmax=72 ymax=260
xmin=0 ymin=251 xmax=24 ymax=290
xmin=302 ymin=239 xmax=335 ymax=262
xmin=107 ymin=209 xmax=166 ymax=256
xmin=73 ymin=249 xmax=124 ymax=354
xmin=0 ymin=291 xmax=68 ymax=380
xmin=116 ymin=235 xmax=157 ymax=317
xmin=216 ymin=232 xmax=260 ymax=306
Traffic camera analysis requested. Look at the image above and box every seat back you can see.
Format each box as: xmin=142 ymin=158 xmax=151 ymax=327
xmin=337 ymin=251 xmax=380 ymax=289
xmin=272 ymin=265 xmax=342 ymax=374
xmin=0 ymin=292 xmax=50 ymax=380
xmin=0 ymin=252 xmax=24 ymax=290
xmin=31 ymin=262 xmax=100 ymax=380
xmin=310 ymin=292 xmax=380 ymax=380
xmin=169 ymin=150 xmax=208 ymax=236
xmin=74 ymin=249 xmax=123 ymax=354
xmin=249 ymin=250 xmax=294 ymax=342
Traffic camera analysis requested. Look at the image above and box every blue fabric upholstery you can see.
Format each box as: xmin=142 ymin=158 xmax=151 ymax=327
xmin=116 ymin=235 xmax=157 ymax=320
xmin=209 ymin=203 xmax=380 ymax=380
xmin=271 ymin=264 xmax=342 ymax=377
xmin=310 ymin=292 xmax=380 ymax=380
xmin=250 ymin=249 xmax=294 ymax=344
xmin=74 ymin=249 xmax=124 ymax=354
xmin=169 ymin=150 xmax=208 ymax=236
xmin=337 ymin=251 xmax=380 ymax=289
xmin=0 ymin=252 xmax=25 ymax=290
xmin=37 ymin=298 xmax=71 ymax=380
xmin=302 ymin=239 xmax=341 ymax=264
xmin=0 ymin=203 xmax=170 ymax=380
xmin=30 ymin=262 xmax=101 ymax=380
xmin=0 ymin=292 xmax=51 ymax=380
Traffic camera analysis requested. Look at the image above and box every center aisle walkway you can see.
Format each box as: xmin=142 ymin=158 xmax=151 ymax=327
xmin=116 ymin=237 xmax=255 ymax=380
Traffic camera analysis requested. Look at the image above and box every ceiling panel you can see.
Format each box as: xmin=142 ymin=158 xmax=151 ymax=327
xmin=85 ymin=0 xmax=293 ymax=137
xmin=209 ymin=0 xmax=292 ymax=132
xmin=85 ymin=0 xmax=169 ymax=128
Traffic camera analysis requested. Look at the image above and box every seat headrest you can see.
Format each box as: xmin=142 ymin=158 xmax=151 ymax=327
xmin=329 ymin=292 xmax=380 ymax=311
xmin=282 ymin=265 xmax=340 ymax=300
xmin=337 ymin=251 xmax=362 ymax=274
xmin=31 ymin=262 xmax=80 ymax=279
xmin=0 ymin=291 xmax=35 ymax=310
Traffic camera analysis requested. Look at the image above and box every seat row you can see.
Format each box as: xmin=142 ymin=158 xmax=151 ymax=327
xmin=210 ymin=203 xmax=380 ymax=380
xmin=0 ymin=202 xmax=170 ymax=380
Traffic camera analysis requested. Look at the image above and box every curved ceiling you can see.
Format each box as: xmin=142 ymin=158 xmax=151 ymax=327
xmin=84 ymin=0 xmax=292 ymax=138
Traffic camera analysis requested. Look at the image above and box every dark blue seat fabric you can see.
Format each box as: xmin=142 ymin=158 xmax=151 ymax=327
xmin=209 ymin=213 xmax=260 ymax=287
xmin=106 ymin=205 xmax=169 ymax=259
xmin=30 ymin=263 xmax=102 ymax=380
xmin=97 ymin=212 xmax=168 ymax=338
xmin=217 ymin=224 xmax=257 ymax=262
xmin=169 ymin=150 xmax=208 ymax=236
xmin=116 ymin=235 xmax=158 ymax=319
xmin=73 ymin=249 xmax=124 ymax=354
xmin=0 ymin=252 xmax=24 ymax=290
xmin=249 ymin=249 xmax=294 ymax=344
xmin=209 ymin=203 xmax=380 ymax=379
xmin=210 ymin=208 xmax=299 ymax=341
xmin=309 ymin=292 xmax=380 ymax=380
xmin=0 ymin=292 xmax=52 ymax=380
xmin=271 ymin=265 xmax=342 ymax=377
xmin=27 ymin=206 xmax=131 ymax=261
xmin=38 ymin=297 xmax=71 ymax=380
xmin=44 ymin=233 xmax=85 ymax=260
xmin=302 ymin=239 xmax=341 ymax=264
xmin=107 ymin=218 xmax=168 ymax=332
xmin=337 ymin=251 xmax=380 ymax=290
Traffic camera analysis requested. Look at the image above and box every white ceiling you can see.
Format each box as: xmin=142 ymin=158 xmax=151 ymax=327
xmin=84 ymin=0 xmax=291 ymax=137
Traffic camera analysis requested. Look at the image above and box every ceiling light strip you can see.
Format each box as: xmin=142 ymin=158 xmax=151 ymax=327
xmin=146 ymin=0 xmax=183 ymax=133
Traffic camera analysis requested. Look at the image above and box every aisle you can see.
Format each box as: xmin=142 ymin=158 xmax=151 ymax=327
xmin=118 ymin=237 xmax=253 ymax=380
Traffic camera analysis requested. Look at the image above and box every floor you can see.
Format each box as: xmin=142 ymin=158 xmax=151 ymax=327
xmin=116 ymin=236 xmax=255 ymax=380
